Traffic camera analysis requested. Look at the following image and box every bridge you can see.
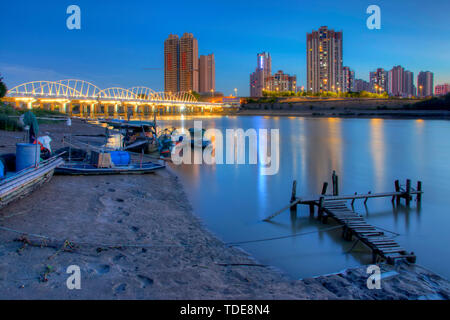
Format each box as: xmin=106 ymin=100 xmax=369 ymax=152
xmin=2 ymin=79 xmax=225 ymax=117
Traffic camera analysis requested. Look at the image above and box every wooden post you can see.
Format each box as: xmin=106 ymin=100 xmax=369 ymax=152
xmin=364 ymin=191 xmax=371 ymax=205
xmin=321 ymin=182 xmax=328 ymax=195
xmin=335 ymin=175 xmax=339 ymax=196
xmin=395 ymin=180 xmax=400 ymax=205
xmin=290 ymin=180 xmax=297 ymax=214
xmin=417 ymin=181 xmax=422 ymax=204
xmin=351 ymin=192 xmax=357 ymax=206
xmin=406 ymin=179 xmax=411 ymax=206
xmin=318 ymin=196 xmax=324 ymax=220
xmin=332 ymin=171 xmax=336 ymax=196
xmin=309 ymin=204 xmax=315 ymax=217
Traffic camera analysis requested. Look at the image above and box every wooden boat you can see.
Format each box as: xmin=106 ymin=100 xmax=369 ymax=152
xmin=0 ymin=155 xmax=64 ymax=209
xmin=55 ymin=161 xmax=165 ymax=175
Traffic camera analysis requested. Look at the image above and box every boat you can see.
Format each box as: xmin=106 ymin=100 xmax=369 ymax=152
xmin=0 ymin=154 xmax=64 ymax=209
xmin=55 ymin=161 xmax=165 ymax=175
xmin=55 ymin=150 xmax=165 ymax=175
xmin=1 ymin=111 xmax=64 ymax=209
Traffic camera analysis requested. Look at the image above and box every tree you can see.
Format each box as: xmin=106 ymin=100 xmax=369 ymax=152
xmin=0 ymin=74 xmax=7 ymax=98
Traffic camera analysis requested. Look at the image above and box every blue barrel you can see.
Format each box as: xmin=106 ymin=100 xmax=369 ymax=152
xmin=16 ymin=143 xmax=40 ymax=172
xmin=110 ymin=151 xmax=130 ymax=166
xmin=0 ymin=160 xmax=4 ymax=179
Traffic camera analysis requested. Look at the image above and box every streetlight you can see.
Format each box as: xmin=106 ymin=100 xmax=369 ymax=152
xmin=234 ymin=88 xmax=238 ymax=97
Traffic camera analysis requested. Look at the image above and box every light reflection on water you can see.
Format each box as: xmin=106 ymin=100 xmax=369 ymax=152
xmin=139 ymin=116 xmax=450 ymax=279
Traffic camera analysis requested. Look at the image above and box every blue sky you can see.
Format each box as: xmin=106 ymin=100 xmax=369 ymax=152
xmin=1 ymin=0 xmax=449 ymax=96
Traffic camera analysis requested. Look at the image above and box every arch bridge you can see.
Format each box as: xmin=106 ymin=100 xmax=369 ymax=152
xmin=2 ymin=80 xmax=225 ymax=117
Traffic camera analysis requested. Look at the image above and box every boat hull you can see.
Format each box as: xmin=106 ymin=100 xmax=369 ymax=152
xmin=55 ymin=162 xmax=165 ymax=175
xmin=0 ymin=157 xmax=64 ymax=210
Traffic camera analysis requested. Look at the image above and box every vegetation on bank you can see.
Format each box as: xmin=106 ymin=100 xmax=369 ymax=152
xmin=0 ymin=102 xmax=65 ymax=131
xmin=260 ymin=90 xmax=389 ymax=99
xmin=406 ymin=93 xmax=450 ymax=110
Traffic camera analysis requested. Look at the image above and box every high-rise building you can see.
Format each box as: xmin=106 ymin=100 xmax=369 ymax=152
xmin=342 ymin=66 xmax=355 ymax=92
xmin=369 ymin=68 xmax=388 ymax=93
xmin=164 ymin=34 xmax=180 ymax=93
xmin=249 ymin=52 xmax=272 ymax=97
xmin=266 ymin=70 xmax=297 ymax=92
xmin=417 ymin=71 xmax=434 ymax=97
xmin=199 ymin=54 xmax=215 ymax=94
xmin=388 ymin=66 xmax=404 ymax=96
xmin=179 ymin=33 xmax=199 ymax=92
xmin=435 ymin=83 xmax=450 ymax=96
xmin=307 ymin=26 xmax=343 ymax=93
xmin=354 ymin=79 xmax=371 ymax=92
xmin=403 ymin=70 xmax=415 ymax=98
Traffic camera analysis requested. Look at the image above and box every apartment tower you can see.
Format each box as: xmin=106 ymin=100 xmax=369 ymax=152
xmin=199 ymin=54 xmax=215 ymax=93
xmin=164 ymin=34 xmax=180 ymax=93
xmin=417 ymin=71 xmax=434 ymax=97
xmin=179 ymin=33 xmax=199 ymax=92
xmin=249 ymin=52 xmax=272 ymax=97
xmin=307 ymin=26 xmax=343 ymax=93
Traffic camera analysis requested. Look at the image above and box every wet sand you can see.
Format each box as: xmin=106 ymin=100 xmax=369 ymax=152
xmin=0 ymin=120 xmax=449 ymax=299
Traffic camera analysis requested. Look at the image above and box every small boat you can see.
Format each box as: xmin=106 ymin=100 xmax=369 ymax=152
xmin=0 ymin=153 xmax=63 ymax=209
xmin=55 ymin=150 xmax=165 ymax=175
xmin=55 ymin=161 xmax=165 ymax=175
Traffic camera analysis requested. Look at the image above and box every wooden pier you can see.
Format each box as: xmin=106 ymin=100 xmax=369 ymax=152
xmin=264 ymin=173 xmax=423 ymax=264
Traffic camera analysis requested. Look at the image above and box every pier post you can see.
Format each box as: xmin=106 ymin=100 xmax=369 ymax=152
xmin=309 ymin=204 xmax=315 ymax=217
xmin=394 ymin=180 xmax=400 ymax=205
xmin=290 ymin=180 xmax=297 ymax=214
xmin=332 ymin=171 xmax=339 ymax=196
xmin=417 ymin=181 xmax=422 ymax=204
xmin=318 ymin=196 xmax=324 ymax=220
xmin=406 ymin=179 xmax=411 ymax=207
xmin=321 ymin=182 xmax=328 ymax=195
xmin=351 ymin=192 xmax=357 ymax=207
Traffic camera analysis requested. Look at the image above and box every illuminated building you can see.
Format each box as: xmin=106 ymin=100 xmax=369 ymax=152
xmin=417 ymin=71 xmax=434 ymax=97
xmin=199 ymin=54 xmax=215 ymax=94
xmin=307 ymin=26 xmax=343 ymax=93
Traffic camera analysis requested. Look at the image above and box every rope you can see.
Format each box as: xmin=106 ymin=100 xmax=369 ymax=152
xmin=225 ymin=225 xmax=344 ymax=246
xmin=0 ymin=224 xmax=345 ymax=251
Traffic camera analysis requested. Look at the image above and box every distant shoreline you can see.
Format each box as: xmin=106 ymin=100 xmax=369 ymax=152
xmin=233 ymin=109 xmax=450 ymax=120
xmin=229 ymin=98 xmax=450 ymax=119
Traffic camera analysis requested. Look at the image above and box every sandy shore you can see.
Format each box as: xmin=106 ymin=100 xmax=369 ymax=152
xmin=0 ymin=120 xmax=449 ymax=299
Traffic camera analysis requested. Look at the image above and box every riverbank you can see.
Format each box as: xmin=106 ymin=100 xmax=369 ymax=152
xmin=238 ymin=98 xmax=450 ymax=119
xmin=0 ymin=119 xmax=449 ymax=299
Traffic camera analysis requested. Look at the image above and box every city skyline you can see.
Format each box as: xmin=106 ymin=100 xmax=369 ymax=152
xmin=1 ymin=0 xmax=449 ymax=96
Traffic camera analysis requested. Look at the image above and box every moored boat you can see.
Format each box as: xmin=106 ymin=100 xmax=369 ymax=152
xmin=0 ymin=154 xmax=64 ymax=209
xmin=55 ymin=150 xmax=165 ymax=175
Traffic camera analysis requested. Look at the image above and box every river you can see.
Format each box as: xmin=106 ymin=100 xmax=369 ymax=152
xmin=155 ymin=115 xmax=450 ymax=279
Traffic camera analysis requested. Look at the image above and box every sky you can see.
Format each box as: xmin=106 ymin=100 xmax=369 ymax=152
xmin=1 ymin=0 xmax=450 ymax=96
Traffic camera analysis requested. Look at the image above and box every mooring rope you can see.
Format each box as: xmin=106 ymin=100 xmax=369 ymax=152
xmin=225 ymin=225 xmax=344 ymax=246
xmin=0 ymin=224 xmax=346 ymax=250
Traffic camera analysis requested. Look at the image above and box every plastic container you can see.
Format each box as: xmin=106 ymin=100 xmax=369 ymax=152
xmin=16 ymin=143 xmax=40 ymax=172
xmin=110 ymin=151 xmax=130 ymax=166
xmin=0 ymin=160 xmax=4 ymax=179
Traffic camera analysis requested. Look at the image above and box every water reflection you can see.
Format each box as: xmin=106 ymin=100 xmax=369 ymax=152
xmin=370 ymin=119 xmax=385 ymax=190
xmin=147 ymin=116 xmax=450 ymax=279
